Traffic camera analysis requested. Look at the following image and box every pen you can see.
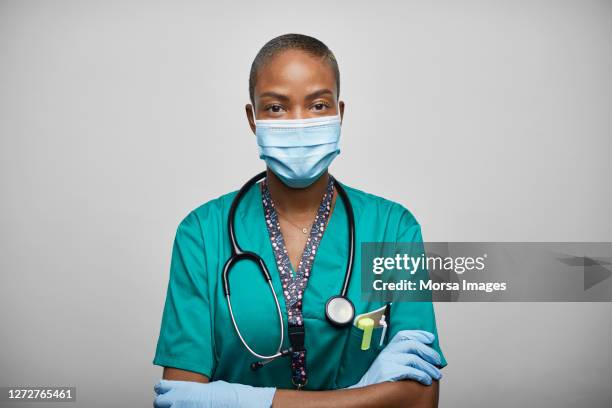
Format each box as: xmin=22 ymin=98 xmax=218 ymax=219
xmin=380 ymin=303 xmax=392 ymax=346
xmin=379 ymin=315 xmax=387 ymax=347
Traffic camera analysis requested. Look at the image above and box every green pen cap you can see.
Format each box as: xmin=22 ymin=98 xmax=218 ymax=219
xmin=357 ymin=317 xmax=375 ymax=350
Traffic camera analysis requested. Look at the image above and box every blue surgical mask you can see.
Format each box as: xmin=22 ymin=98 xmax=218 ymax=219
xmin=254 ymin=114 xmax=342 ymax=188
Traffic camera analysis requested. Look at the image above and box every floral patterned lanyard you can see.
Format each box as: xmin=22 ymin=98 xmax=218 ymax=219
xmin=261 ymin=175 xmax=335 ymax=389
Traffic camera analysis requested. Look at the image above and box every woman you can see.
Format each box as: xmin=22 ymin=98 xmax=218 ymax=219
xmin=153 ymin=34 xmax=447 ymax=408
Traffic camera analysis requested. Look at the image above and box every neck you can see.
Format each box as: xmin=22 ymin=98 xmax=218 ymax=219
xmin=266 ymin=169 xmax=330 ymax=217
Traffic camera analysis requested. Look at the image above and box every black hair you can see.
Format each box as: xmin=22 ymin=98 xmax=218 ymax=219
xmin=249 ymin=33 xmax=340 ymax=105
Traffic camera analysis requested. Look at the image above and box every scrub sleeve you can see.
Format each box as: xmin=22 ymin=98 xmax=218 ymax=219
xmin=153 ymin=211 xmax=215 ymax=378
xmin=388 ymin=206 xmax=448 ymax=368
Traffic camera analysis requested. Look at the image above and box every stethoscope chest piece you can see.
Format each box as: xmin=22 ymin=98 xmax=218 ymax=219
xmin=325 ymin=295 xmax=355 ymax=327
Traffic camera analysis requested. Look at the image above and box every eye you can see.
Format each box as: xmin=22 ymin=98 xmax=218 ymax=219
xmin=311 ymin=102 xmax=330 ymax=112
xmin=265 ymin=104 xmax=286 ymax=113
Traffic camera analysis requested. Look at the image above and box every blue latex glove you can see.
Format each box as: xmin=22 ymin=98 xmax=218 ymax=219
xmin=349 ymin=330 xmax=443 ymax=388
xmin=153 ymin=379 xmax=276 ymax=408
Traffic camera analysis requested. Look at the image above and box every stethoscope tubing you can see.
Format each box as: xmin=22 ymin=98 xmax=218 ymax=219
xmin=226 ymin=289 xmax=285 ymax=360
xmin=222 ymin=171 xmax=284 ymax=360
xmin=333 ymin=181 xmax=355 ymax=298
xmin=222 ymin=171 xmax=356 ymax=363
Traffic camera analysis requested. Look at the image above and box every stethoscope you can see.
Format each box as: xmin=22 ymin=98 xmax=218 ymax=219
xmin=222 ymin=171 xmax=356 ymax=370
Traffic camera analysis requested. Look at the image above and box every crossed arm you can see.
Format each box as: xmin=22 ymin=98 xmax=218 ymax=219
xmin=163 ymin=367 xmax=439 ymax=408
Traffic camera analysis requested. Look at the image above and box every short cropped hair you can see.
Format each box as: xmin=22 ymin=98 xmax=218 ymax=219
xmin=249 ymin=33 xmax=340 ymax=105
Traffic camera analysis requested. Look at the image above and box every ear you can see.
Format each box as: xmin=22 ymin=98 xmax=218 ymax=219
xmin=339 ymin=100 xmax=345 ymax=125
xmin=245 ymin=103 xmax=256 ymax=134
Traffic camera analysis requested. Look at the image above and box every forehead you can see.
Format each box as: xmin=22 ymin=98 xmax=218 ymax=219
xmin=255 ymin=49 xmax=337 ymax=96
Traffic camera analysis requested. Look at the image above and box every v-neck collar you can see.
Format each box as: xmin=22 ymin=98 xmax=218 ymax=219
xmin=234 ymin=177 xmax=346 ymax=302
xmin=235 ymin=177 xmax=344 ymax=270
xmin=261 ymin=176 xmax=335 ymax=280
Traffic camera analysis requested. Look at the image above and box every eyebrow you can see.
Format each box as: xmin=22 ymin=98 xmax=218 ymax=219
xmin=257 ymin=88 xmax=335 ymax=102
xmin=304 ymin=89 xmax=334 ymax=100
xmin=258 ymin=91 xmax=290 ymax=101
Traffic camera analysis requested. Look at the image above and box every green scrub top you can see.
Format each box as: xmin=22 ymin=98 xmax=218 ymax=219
xmin=153 ymin=179 xmax=447 ymax=390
